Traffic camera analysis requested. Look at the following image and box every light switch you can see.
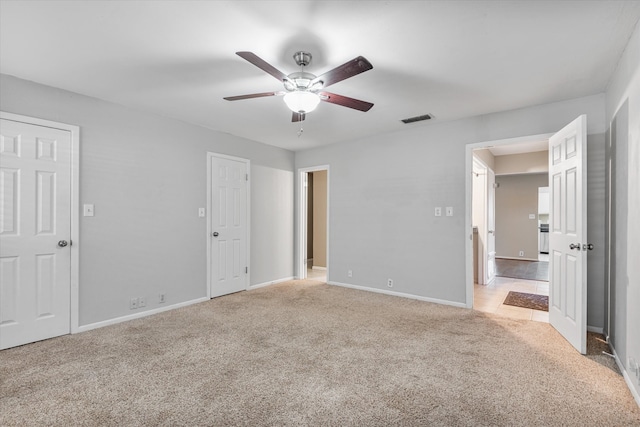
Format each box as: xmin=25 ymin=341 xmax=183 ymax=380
xmin=446 ymin=207 xmax=453 ymax=217
xmin=83 ymin=204 xmax=94 ymax=217
xmin=435 ymin=207 xmax=442 ymax=217
xmin=198 ymin=208 xmax=205 ymax=217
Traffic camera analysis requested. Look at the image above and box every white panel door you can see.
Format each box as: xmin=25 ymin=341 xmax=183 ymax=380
xmin=0 ymin=119 xmax=71 ymax=349
xmin=486 ymin=168 xmax=496 ymax=284
xmin=210 ymin=156 xmax=247 ymax=298
xmin=549 ymin=115 xmax=588 ymax=354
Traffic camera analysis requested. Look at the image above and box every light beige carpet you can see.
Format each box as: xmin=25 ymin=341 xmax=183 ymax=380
xmin=1 ymin=280 xmax=639 ymax=426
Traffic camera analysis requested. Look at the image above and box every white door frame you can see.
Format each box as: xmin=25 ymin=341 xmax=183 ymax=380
xmin=297 ymin=165 xmax=330 ymax=280
xmin=472 ymin=157 xmax=488 ymax=285
xmin=1 ymin=111 xmax=80 ymax=333
xmin=206 ymin=152 xmax=250 ymax=298
xmin=465 ymin=133 xmax=553 ymax=308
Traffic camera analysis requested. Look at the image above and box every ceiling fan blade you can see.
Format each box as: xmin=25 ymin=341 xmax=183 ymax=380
xmin=292 ymin=112 xmax=306 ymax=122
xmin=224 ymin=91 xmax=284 ymax=101
xmin=236 ymin=51 xmax=289 ymax=82
xmin=319 ymin=92 xmax=374 ymax=112
xmin=311 ymin=56 xmax=373 ymax=88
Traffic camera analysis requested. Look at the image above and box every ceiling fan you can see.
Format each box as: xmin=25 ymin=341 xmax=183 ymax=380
xmin=224 ymin=51 xmax=374 ymax=122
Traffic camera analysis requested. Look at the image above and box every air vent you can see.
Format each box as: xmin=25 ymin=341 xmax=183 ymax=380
xmin=401 ymin=114 xmax=433 ymax=124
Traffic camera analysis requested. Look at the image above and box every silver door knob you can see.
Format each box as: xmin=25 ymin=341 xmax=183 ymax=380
xmin=212 ymin=232 xmax=219 ymax=237
xmin=583 ymin=243 xmax=594 ymax=251
xmin=569 ymin=243 xmax=581 ymax=250
xmin=57 ymin=240 xmax=68 ymax=247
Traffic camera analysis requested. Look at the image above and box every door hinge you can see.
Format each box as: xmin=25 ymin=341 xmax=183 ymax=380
xmin=245 ymin=266 xmax=248 ymax=274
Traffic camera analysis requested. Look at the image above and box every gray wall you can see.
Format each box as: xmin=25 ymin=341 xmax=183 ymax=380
xmin=495 ymin=173 xmax=548 ymax=260
xmin=604 ymin=17 xmax=640 ymax=401
xmin=0 ymin=74 xmax=294 ymax=326
xmin=295 ymin=93 xmax=606 ymax=313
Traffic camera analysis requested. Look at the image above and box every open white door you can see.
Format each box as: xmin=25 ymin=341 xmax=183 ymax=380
xmin=549 ymin=115 xmax=588 ymax=354
xmin=486 ymin=168 xmax=496 ymax=284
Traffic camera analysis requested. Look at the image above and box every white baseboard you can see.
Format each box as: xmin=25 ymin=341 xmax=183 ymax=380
xmin=496 ymin=256 xmax=540 ymax=262
xmin=311 ymin=266 xmax=327 ymax=271
xmin=76 ymin=296 xmax=210 ymax=333
xmin=587 ymin=325 xmax=604 ymax=334
xmin=249 ymin=276 xmax=294 ymax=290
xmin=328 ymin=281 xmax=467 ymax=309
xmin=610 ymin=343 xmax=640 ymax=408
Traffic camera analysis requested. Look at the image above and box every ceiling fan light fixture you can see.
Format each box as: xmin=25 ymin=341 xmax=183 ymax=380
xmin=283 ymin=91 xmax=320 ymax=113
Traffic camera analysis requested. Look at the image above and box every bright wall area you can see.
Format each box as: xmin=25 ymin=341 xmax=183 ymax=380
xmin=494 ymin=173 xmax=548 ymax=260
xmin=494 ymin=151 xmax=548 ymax=175
xmin=604 ymin=20 xmax=640 ymax=403
xmin=295 ymin=93 xmax=605 ymax=309
xmin=0 ymin=74 xmax=294 ymax=327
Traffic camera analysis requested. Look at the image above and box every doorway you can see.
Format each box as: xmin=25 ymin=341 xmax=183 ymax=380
xmin=298 ymin=166 xmax=329 ymax=281
xmin=466 ymin=133 xmax=553 ymax=323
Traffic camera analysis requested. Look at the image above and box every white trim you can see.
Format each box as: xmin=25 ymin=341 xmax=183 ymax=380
xmin=465 ymin=133 xmax=554 ymax=309
xmin=611 ymin=344 xmax=640 ymax=408
xmin=496 ymin=256 xmax=541 ymax=262
xmin=249 ymin=276 xmax=294 ymax=290
xmin=206 ymin=152 xmax=251 ymax=299
xmin=587 ymin=325 xmax=604 ymax=334
xmin=297 ymin=165 xmax=330 ymax=280
xmin=328 ymin=281 xmax=468 ymax=309
xmin=0 ymin=111 xmax=81 ymax=334
xmin=311 ymin=266 xmax=327 ymax=271
xmin=76 ymin=297 xmax=209 ymax=333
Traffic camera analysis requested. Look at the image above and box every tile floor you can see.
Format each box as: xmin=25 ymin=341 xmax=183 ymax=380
xmin=474 ymin=276 xmax=549 ymax=323
xmin=306 ymin=268 xmax=326 ymax=282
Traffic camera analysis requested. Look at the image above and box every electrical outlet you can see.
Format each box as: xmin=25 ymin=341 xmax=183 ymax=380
xmin=387 ymin=278 xmax=393 ymax=288
xmin=435 ymin=207 xmax=442 ymax=217
xmin=198 ymin=207 xmax=205 ymax=217
xmin=159 ymin=293 xmax=166 ymax=303
xmin=348 ymin=270 xmax=353 ymax=277
xmin=446 ymin=207 xmax=453 ymax=217
xmin=138 ymin=297 xmax=146 ymax=308
xmin=130 ymin=297 xmax=138 ymax=310
xmin=519 ymin=250 xmax=524 ymax=257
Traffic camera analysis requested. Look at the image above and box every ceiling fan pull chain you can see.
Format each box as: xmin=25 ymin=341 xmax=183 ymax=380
xmin=297 ymin=126 xmax=304 ymax=138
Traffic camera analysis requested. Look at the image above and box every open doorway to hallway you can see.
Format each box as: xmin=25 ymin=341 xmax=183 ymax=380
xmin=299 ymin=167 xmax=328 ymax=282
xmin=470 ymin=137 xmax=551 ymax=323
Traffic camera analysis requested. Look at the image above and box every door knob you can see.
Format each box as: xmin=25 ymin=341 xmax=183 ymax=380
xmin=212 ymin=232 xmax=219 ymax=237
xmin=57 ymin=240 xmax=68 ymax=247
xmin=583 ymin=243 xmax=594 ymax=251
xmin=569 ymin=243 xmax=581 ymax=250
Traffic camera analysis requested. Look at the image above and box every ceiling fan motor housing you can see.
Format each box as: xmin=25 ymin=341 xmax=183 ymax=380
xmin=285 ymin=71 xmax=318 ymax=91
xmin=293 ymin=51 xmax=312 ymax=67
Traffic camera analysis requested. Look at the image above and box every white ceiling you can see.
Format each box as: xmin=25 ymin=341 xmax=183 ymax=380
xmin=1 ymin=1 xmax=639 ymax=152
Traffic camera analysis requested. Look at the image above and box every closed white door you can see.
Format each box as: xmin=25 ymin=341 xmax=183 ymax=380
xmin=210 ymin=155 xmax=248 ymax=298
xmin=549 ymin=115 xmax=588 ymax=354
xmin=486 ymin=168 xmax=496 ymax=284
xmin=1 ymin=119 xmax=71 ymax=350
